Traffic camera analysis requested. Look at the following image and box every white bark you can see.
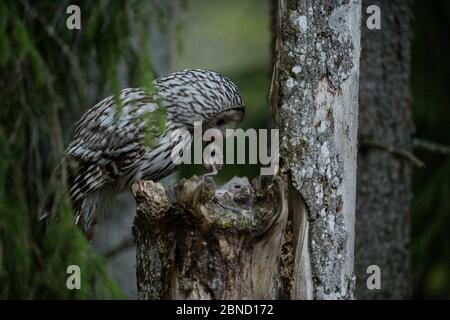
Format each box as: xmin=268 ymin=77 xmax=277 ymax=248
xmin=271 ymin=0 xmax=361 ymax=299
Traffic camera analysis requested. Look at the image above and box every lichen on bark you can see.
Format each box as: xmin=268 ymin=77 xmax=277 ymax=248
xmin=272 ymin=0 xmax=361 ymax=299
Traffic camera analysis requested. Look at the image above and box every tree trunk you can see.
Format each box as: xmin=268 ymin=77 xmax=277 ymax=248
xmin=133 ymin=0 xmax=361 ymax=300
xmin=271 ymin=0 xmax=361 ymax=299
xmin=132 ymin=176 xmax=288 ymax=299
xmin=355 ymin=0 xmax=413 ymax=299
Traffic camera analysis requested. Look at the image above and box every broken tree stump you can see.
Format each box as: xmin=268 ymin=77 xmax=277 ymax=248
xmin=132 ymin=175 xmax=288 ymax=299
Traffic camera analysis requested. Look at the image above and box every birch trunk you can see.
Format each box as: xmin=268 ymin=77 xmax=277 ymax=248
xmin=355 ymin=0 xmax=413 ymax=299
xmin=271 ymin=0 xmax=361 ymax=299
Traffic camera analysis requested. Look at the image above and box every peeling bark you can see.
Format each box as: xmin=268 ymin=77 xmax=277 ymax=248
xmin=271 ymin=0 xmax=361 ymax=299
xmin=355 ymin=0 xmax=413 ymax=299
xmin=133 ymin=176 xmax=288 ymax=299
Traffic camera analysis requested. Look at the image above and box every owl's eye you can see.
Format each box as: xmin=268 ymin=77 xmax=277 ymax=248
xmin=217 ymin=119 xmax=225 ymax=126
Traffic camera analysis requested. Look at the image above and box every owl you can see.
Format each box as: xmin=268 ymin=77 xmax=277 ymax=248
xmin=66 ymin=69 xmax=245 ymax=236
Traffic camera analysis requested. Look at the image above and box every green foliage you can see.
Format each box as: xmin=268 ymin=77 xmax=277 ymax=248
xmin=412 ymin=161 xmax=450 ymax=298
xmin=0 ymin=0 xmax=159 ymax=299
xmin=133 ymin=1 xmax=168 ymax=148
xmin=144 ymin=104 xmax=167 ymax=148
xmin=412 ymin=0 xmax=450 ymax=299
xmin=0 ymin=124 xmax=122 ymax=299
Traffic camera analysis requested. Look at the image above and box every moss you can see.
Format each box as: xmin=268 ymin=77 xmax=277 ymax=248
xmin=219 ymin=219 xmax=234 ymax=230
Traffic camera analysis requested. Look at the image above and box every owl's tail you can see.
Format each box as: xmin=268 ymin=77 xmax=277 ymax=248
xmin=38 ymin=155 xmax=70 ymax=222
xmin=70 ymin=164 xmax=112 ymax=238
xmin=39 ymin=156 xmax=113 ymax=239
xmin=73 ymin=188 xmax=107 ymax=239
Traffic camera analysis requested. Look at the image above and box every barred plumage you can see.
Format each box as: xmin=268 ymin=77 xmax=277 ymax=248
xmin=67 ymin=69 xmax=245 ymax=236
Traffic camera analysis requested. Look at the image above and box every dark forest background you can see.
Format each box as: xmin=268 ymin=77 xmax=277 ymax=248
xmin=410 ymin=0 xmax=450 ymax=299
xmin=0 ymin=0 xmax=448 ymax=299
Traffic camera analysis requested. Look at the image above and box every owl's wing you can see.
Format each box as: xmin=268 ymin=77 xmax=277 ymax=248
xmin=67 ymin=88 xmax=166 ymax=205
xmin=68 ymin=88 xmax=165 ymax=171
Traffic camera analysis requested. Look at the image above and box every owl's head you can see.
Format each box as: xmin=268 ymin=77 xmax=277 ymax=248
xmin=155 ymin=69 xmax=245 ymax=131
